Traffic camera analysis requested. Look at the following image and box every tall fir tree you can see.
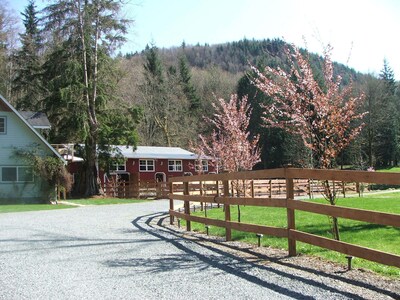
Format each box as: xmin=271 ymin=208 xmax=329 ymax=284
xmin=376 ymin=60 xmax=399 ymax=166
xmin=359 ymin=75 xmax=383 ymax=167
xmin=178 ymin=54 xmax=201 ymax=112
xmin=139 ymin=44 xmax=195 ymax=147
xmin=13 ymin=0 xmax=43 ymax=110
xmin=42 ymin=0 xmax=131 ymax=196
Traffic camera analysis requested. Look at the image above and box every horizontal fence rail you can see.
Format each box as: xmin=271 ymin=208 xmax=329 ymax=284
xmin=103 ymin=180 xmax=167 ymax=199
xmin=168 ymin=168 xmax=400 ymax=269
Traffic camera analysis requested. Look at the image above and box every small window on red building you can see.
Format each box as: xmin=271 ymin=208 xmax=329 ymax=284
xmin=168 ymin=160 xmax=182 ymax=172
xmin=196 ymin=160 xmax=208 ymax=172
xmin=111 ymin=161 xmax=126 ymax=172
xmin=139 ymin=160 xmax=154 ymax=172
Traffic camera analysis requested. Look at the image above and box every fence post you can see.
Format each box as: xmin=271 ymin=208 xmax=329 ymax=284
xmin=223 ymin=180 xmax=231 ymax=241
xmin=342 ymin=181 xmax=346 ymax=198
xmin=156 ymin=182 xmax=160 ymax=198
xmin=200 ymin=181 xmax=204 ymax=211
xmin=269 ymin=180 xmax=272 ymax=198
xmin=184 ymin=181 xmax=191 ymax=231
xmin=169 ymin=182 xmax=174 ymax=225
xmin=286 ymin=172 xmax=296 ymax=256
xmin=216 ymin=180 xmax=220 ymax=208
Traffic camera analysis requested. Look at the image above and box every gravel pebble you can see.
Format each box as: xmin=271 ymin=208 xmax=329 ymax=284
xmin=0 ymin=200 xmax=398 ymax=299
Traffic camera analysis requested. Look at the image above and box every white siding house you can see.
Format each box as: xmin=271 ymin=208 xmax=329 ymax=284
xmin=0 ymin=94 xmax=63 ymax=203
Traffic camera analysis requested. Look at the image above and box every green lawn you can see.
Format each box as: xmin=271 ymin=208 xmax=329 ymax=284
xmin=185 ymin=192 xmax=400 ymax=276
xmin=377 ymin=166 xmax=400 ymax=173
xmin=65 ymin=198 xmax=150 ymax=205
xmin=0 ymin=204 xmax=75 ymax=214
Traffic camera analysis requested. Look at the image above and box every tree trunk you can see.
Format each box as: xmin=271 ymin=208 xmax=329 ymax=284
xmin=331 ymin=216 xmax=340 ymax=240
xmin=323 ymin=180 xmax=340 ymax=241
xmin=84 ymin=134 xmax=101 ymax=196
xmin=76 ymin=0 xmax=102 ymax=196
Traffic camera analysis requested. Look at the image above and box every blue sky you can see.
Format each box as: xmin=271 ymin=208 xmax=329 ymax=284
xmin=8 ymin=0 xmax=400 ymax=78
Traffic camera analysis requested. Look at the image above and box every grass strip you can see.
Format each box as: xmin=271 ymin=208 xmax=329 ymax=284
xmin=65 ymin=198 xmax=150 ymax=205
xmin=0 ymin=204 xmax=75 ymax=213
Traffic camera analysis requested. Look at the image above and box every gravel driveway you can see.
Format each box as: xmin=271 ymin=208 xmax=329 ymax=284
xmin=0 ymin=200 xmax=398 ymax=299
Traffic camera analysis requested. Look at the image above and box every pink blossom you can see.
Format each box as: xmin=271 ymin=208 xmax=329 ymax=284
xmin=251 ymin=44 xmax=366 ymax=169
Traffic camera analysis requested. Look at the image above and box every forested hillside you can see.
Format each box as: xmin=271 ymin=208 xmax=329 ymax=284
xmin=1 ymin=0 xmax=399 ymax=175
xmin=119 ymin=39 xmax=399 ymax=169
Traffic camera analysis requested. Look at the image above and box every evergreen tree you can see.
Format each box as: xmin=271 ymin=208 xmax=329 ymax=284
xmin=139 ymin=44 xmax=196 ymax=147
xmin=13 ymin=0 xmax=43 ymax=110
xmin=237 ymin=65 xmax=308 ymax=169
xmin=359 ymin=75 xmax=383 ymax=167
xmin=381 ymin=59 xmax=396 ymax=94
xmin=376 ymin=60 xmax=398 ymax=166
xmin=42 ymin=0 xmax=131 ymax=196
xmin=178 ymin=54 xmax=201 ymax=112
xmin=143 ymin=44 xmax=164 ymax=82
xmin=139 ymin=44 xmax=168 ymax=145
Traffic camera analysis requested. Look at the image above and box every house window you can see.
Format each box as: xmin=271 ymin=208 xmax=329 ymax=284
xmin=196 ymin=160 xmax=208 ymax=172
xmin=0 ymin=117 xmax=6 ymax=134
xmin=18 ymin=167 xmax=34 ymax=182
xmin=139 ymin=160 xmax=154 ymax=172
xmin=2 ymin=167 xmax=16 ymax=181
xmin=1 ymin=166 xmax=33 ymax=182
xmin=111 ymin=161 xmax=126 ymax=172
xmin=168 ymin=160 xmax=182 ymax=172
xmin=201 ymin=160 xmax=208 ymax=172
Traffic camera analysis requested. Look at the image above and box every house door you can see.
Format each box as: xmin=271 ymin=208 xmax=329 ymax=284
xmin=155 ymin=172 xmax=166 ymax=182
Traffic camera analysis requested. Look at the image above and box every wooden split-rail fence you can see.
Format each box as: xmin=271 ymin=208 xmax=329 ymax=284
xmin=161 ymin=178 xmax=365 ymax=199
xmin=103 ymin=177 xmax=167 ymax=199
xmin=168 ymin=168 xmax=400 ymax=268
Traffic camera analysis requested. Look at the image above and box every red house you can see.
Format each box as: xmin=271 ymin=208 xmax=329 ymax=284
xmin=100 ymin=146 xmax=215 ymax=186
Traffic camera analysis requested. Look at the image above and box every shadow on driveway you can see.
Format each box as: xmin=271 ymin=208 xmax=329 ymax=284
xmin=103 ymin=212 xmax=396 ymax=299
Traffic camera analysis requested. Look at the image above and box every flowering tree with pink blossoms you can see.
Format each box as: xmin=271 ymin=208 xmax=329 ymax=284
xmin=195 ymin=94 xmax=260 ymax=174
xmin=192 ymin=94 xmax=260 ymax=222
xmin=252 ymin=45 xmax=366 ymax=240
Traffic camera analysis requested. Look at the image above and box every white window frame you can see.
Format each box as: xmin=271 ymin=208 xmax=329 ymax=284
xmin=0 ymin=116 xmax=6 ymax=134
xmin=1 ymin=166 xmax=34 ymax=183
xmin=201 ymin=160 xmax=208 ymax=172
xmin=196 ymin=160 xmax=208 ymax=172
xmin=168 ymin=160 xmax=182 ymax=172
xmin=139 ymin=159 xmax=155 ymax=172
xmin=111 ymin=161 xmax=126 ymax=172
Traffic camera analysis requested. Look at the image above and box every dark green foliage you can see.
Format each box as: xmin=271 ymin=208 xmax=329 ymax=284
xmin=178 ymin=54 xmax=201 ymax=112
xmin=97 ymin=105 xmax=141 ymax=173
xmin=358 ymin=75 xmax=383 ymax=167
xmin=237 ymin=68 xmax=308 ymax=169
xmin=13 ymin=0 xmax=43 ymax=110
xmin=374 ymin=60 xmax=399 ymax=167
xmin=139 ymin=44 xmax=197 ymax=147
xmin=41 ymin=44 xmax=87 ymax=143
xmin=13 ymin=145 xmax=72 ymax=192
xmin=144 ymin=44 xmax=164 ymax=82
xmin=40 ymin=0 xmax=133 ymax=196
